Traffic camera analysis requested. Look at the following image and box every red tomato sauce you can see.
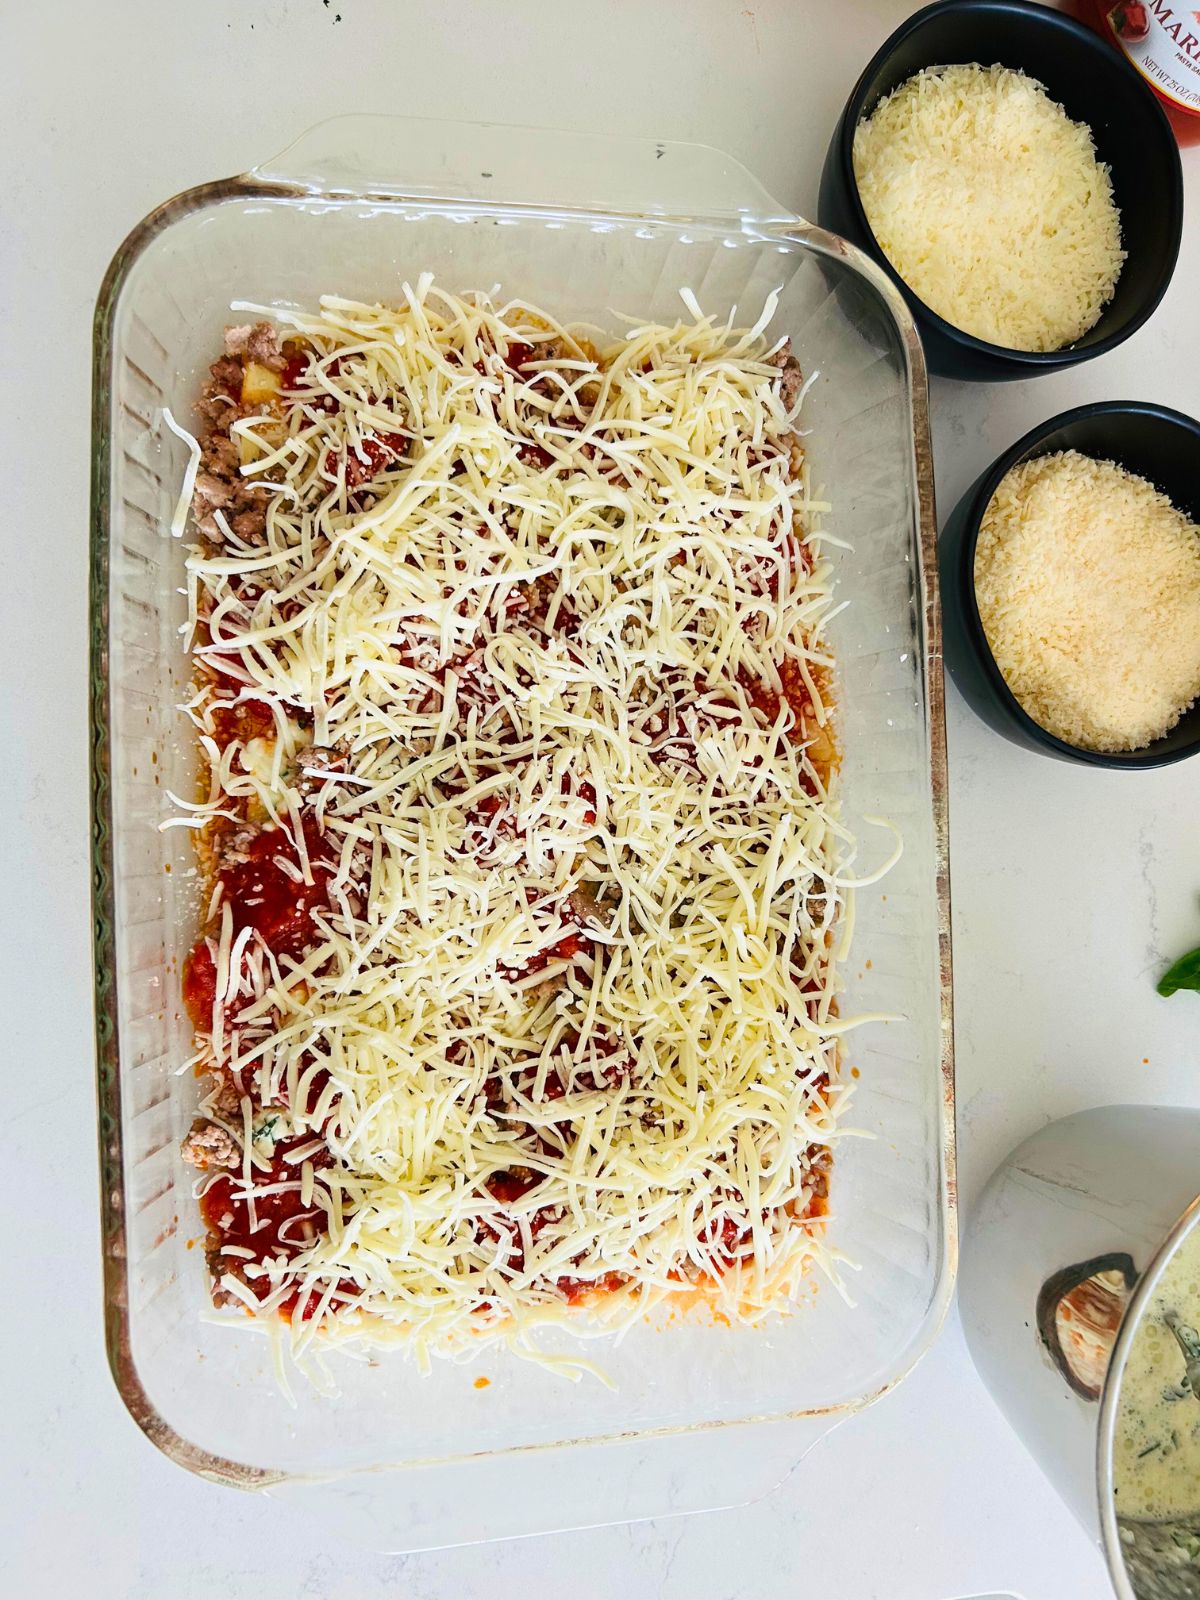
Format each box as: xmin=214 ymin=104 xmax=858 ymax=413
xmin=503 ymin=340 xmax=536 ymax=372
xmin=564 ymin=775 xmax=597 ymax=825
xmin=182 ymin=940 xmax=218 ymax=1029
xmin=485 ymin=1169 xmax=542 ymax=1205
xmin=183 ymin=821 xmax=332 ymax=1030
xmin=200 ymin=1137 xmax=354 ymax=1319
xmin=325 ymin=430 xmax=408 ymax=489
xmin=217 ymin=822 xmax=332 ymax=957
xmin=510 ymin=929 xmax=584 ymax=979
xmin=281 ymin=350 xmax=342 ymax=411
xmin=701 ymin=1212 xmax=753 ymax=1265
xmin=476 ymin=1170 xmax=553 ymax=1270
xmin=556 ymin=1271 xmax=627 ymax=1304
xmin=200 ymin=1139 xmax=326 ymax=1261
xmin=738 ymin=656 xmax=814 ymax=729
xmin=210 ymin=696 xmax=276 ymax=748
xmin=739 ymin=658 xmax=835 ymax=793
xmin=517 ymin=441 xmax=554 ymax=470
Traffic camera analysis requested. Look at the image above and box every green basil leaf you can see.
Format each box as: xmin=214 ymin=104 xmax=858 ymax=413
xmin=1157 ymin=947 xmax=1200 ymax=998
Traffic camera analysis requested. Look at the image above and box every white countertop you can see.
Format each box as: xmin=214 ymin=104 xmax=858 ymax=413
xmin=4 ymin=1 xmax=1199 ymax=1594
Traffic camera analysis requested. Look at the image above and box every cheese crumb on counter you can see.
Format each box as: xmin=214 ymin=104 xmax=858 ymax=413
xmin=853 ymin=64 xmax=1124 ymax=352
xmin=974 ymin=450 xmax=1200 ymax=752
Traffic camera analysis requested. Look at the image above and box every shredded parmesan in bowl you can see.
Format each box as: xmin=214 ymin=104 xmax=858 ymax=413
xmin=974 ymin=449 xmax=1200 ymax=752
xmin=168 ymin=281 xmax=890 ymax=1373
xmin=853 ymin=63 xmax=1125 ymax=353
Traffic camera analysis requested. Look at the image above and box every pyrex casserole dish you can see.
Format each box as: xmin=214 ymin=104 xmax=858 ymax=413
xmin=91 ymin=116 xmax=954 ymax=1547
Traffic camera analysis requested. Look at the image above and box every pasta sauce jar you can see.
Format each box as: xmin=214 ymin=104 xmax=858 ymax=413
xmin=1072 ymin=1 xmax=1200 ymax=143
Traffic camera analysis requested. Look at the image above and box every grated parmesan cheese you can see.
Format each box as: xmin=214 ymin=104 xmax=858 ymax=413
xmin=975 ymin=450 xmax=1200 ymax=752
xmin=853 ymin=64 xmax=1124 ymax=353
xmin=173 ymin=283 xmax=892 ymax=1371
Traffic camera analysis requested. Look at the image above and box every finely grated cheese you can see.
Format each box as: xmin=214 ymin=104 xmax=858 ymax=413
xmin=975 ymin=450 xmax=1200 ymax=752
xmin=172 ymin=282 xmax=892 ymax=1371
xmin=853 ymin=64 xmax=1124 ymax=353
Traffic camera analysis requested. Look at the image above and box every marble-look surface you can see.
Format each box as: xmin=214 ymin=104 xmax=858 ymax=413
xmin=4 ymin=1 xmax=1198 ymax=1594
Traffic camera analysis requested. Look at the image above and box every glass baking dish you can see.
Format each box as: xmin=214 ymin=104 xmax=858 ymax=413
xmin=90 ymin=115 xmax=954 ymax=1546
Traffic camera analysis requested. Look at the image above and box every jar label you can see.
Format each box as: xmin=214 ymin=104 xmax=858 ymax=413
xmin=1105 ymin=2 xmax=1200 ymax=113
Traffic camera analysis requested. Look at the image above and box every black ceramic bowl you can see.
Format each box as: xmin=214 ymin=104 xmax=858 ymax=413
xmin=818 ymin=0 xmax=1184 ymax=382
xmin=940 ymin=401 xmax=1200 ymax=768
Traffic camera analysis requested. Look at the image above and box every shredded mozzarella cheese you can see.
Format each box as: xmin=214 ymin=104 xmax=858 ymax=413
xmin=176 ymin=282 xmax=884 ymax=1371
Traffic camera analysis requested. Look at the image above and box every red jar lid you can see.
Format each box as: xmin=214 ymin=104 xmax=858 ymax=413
xmin=1074 ymin=1 xmax=1200 ymax=143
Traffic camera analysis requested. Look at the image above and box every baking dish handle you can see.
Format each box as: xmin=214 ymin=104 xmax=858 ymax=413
xmin=264 ymin=1412 xmax=843 ymax=1553
xmin=252 ymin=114 xmax=796 ymax=226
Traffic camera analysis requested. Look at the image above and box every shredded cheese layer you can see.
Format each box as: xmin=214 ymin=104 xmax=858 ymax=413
xmin=854 ymin=64 xmax=1125 ymax=353
xmin=975 ymin=449 xmax=1200 ymax=752
xmin=174 ymin=281 xmax=869 ymax=1371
